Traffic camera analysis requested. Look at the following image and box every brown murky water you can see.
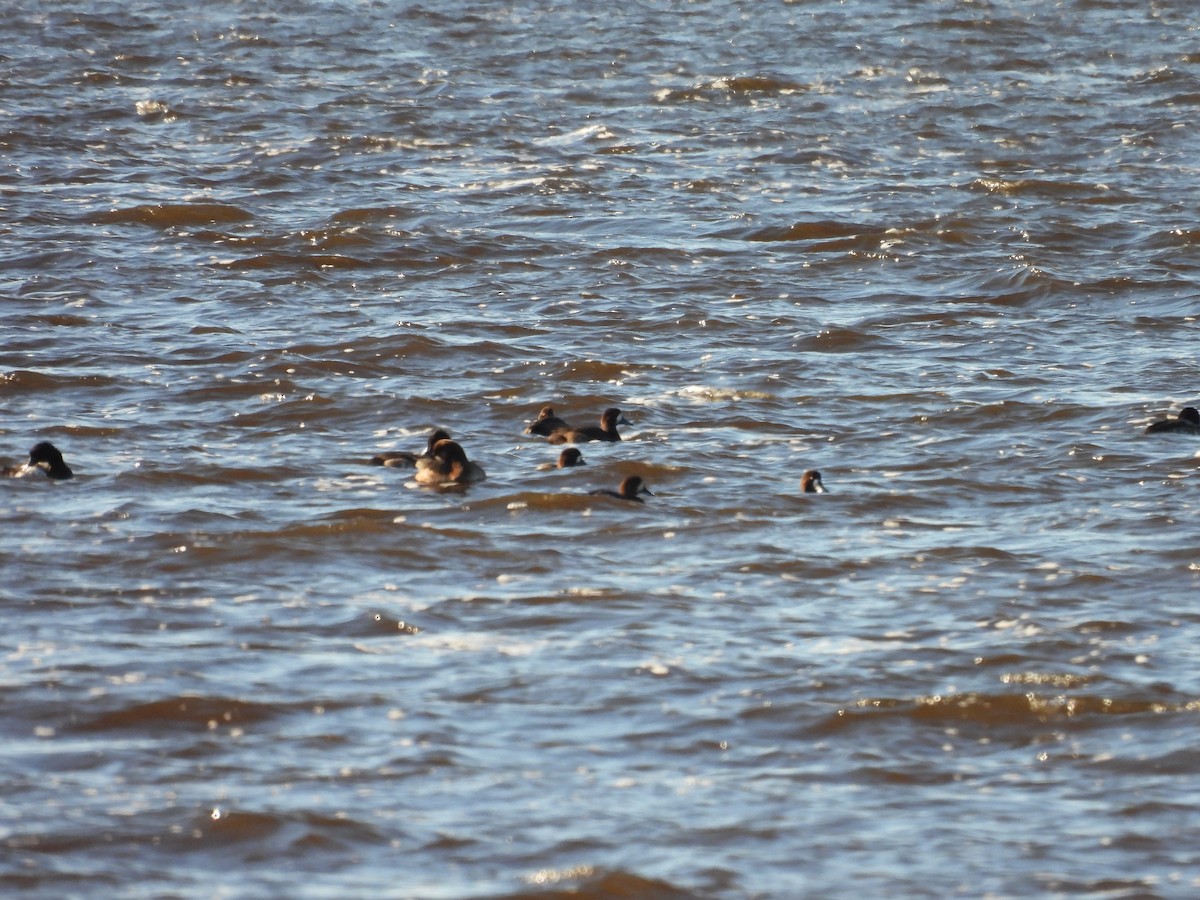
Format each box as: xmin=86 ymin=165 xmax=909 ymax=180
xmin=4 ymin=1 xmax=1200 ymax=897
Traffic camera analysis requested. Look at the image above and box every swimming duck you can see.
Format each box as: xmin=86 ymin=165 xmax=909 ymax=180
xmin=1144 ymin=407 xmax=1200 ymax=435
xmin=525 ymin=406 xmax=572 ymax=437
xmin=536 ymin=448 xmax=586 ymax=471
xmin=589 ymin=475 xmax=652 ymax=502
xmin=370 ymin=429 xmax=451 ymax=467
xmin=3 ymin=441 xmax=74 ymax=480
xmin=801 ymin=470 xmax=827 ymax=493
xmin=548 ymin=408 xmax=631 ymax=444
xmin=557 ymin=448 xmax=586 ymax=468
xmin=414 ymin=439 xmax=486 ymax=484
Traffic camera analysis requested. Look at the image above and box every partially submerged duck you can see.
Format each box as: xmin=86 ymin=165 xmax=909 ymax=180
xmin=525 ymin=406 xmax=572 ymax=437
xmin=1144 ymin=407 xmax=1200 ymax=435
xmin=801 ymin=470 xmax=827 ymax=493
xmin=589 ymin=475 xmax=652 ymax=502
xmin=371 ymin=429 xmax=450 ymax=467
xmin=414 ymin=439 xmax=486 ymax=484
xmin=557 ymin=448 xmax=586 ymax=468
xmin=3 ymin=441 xmax=73 ymax=480
xmin=539 ymin=447 xmax=587 ymax=471
xmin=548 ymin=408 xmax=630 ymax=444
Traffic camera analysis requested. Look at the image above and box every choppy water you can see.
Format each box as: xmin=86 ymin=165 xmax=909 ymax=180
xmin=4 ymin=1 xmax=1200 ymax=897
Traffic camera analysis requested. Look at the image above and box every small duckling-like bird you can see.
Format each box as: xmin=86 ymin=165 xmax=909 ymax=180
xmin=801 ymin=470 xmax=827 ymax=493
xmin=1144 ymin=407 xmax=1200 ymax=435
xmin=3 ymin=441 xmax=74 ymax=480
xmin=589 ymin=475 xmax=652 ymax=502
xmin=414 ymin=439 xmax=486 ymax=484
xmin=371 ymin=429 xmax=451 ymax=468
xmin=548 ymin=408 xmax=631 ymax=444
xmin=525 ymin=406 xmax=572 ymax=437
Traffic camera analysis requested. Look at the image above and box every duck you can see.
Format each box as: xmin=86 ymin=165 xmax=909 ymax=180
xmin=1144 ymin=407 xmax=1200 ymax=435
xmin=538 ymin=447 xmax=587 ymax=471
xmin=3 ymin=441 xmax=74 ymax=480
xmin=801 ymin=470 xmax=827 ymax=493
xmin=589 ymin=475 xmax=652 ymax=502
xmin=370 ymin=429 xmax=451 ymax=467
xmin=414 ymin=439 xmax=486 ymax=484
xmin=556 ymin=448 xmax=586 ymax=468
xmin=548 ymin=407 xmax=631 ymax=444
xmin=525 ymin=406 xmax=572 ymax=437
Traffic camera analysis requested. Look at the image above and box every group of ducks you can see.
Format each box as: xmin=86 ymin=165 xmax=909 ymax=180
xmin=363 ymin=401 xmax=1200 ymax=499
xmin=7 ymin=404 xmax=1199 ymax=499
xmin=367 ymin=406 xmax=677 ymax=502
xmin=364 ymin=404 xmax=826 ymax=501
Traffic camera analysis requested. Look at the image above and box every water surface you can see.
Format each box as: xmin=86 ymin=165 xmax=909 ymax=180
xmin=4 ymin=1 xmax=1200 ymax=897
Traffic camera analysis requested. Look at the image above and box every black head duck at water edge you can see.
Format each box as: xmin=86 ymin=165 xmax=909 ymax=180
xmin=589 ymin=475 xmax=652 ymax=502
xmin=1144 ymin=407 xmax=1200 ymax=435
xmin=370 ymin=429 xmax=450 ymax=467
xmin=414 ymin=439 xmax=486 ymax=484
xmin=801 ymin=470 xmax=827 ymax=493
xmin=548 ymin=407 xmax=631 ymax=444
xmin=525 ymin=406 xmax=572 ymax=437
xmin=3 ymin=441 xmax=74 ymax=480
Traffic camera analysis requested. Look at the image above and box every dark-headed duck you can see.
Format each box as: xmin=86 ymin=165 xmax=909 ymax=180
xmin=557 ymin=448 xmax=586 ymax=468
xmin=3 ymin=441 xmax=73 ymax=480
xmin=525 ymin=406 xmax=572 ymax=437
xmin=537 ymin=447 xmax=586 ymax=471
xmin=414 ymin=439 xmax=486 ymax=484
xmin=589 ymin=475 xmax=652 ymax=502
xmin=371 ymin=429 xmax=450 ymax=467
xmin=548 ymin=408 xmax=631 ymax=444
xmin=1144 ymin=407 xmax=1200 ymax=435
xmin=801 ymin=470 xmax=827 ymax=493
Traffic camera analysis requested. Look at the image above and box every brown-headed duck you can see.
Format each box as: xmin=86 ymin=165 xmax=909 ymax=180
xmin=557 ymin=448 xmax=586 ymax=468
xmin=801 ymin=470 xmax=827 ymax=493
xmin=525 ymin=406 xmax=572 ymax=437
xmin=548 ymin=407 xmax=631 ymax=444
xmin=589 ymin=475 xmax=652 ymax=502
xmin=1144 ymin=407 xmax=1200 ymax=435
xmin=414 ymin=439 xmax=486 ymax=484
xmin=538 ymin=448 xmax=587 ymax=471
xmin=3 ymin=441 xmax=73 ymax=480
xmin=371 ymin=429 xmax=450 ymax=467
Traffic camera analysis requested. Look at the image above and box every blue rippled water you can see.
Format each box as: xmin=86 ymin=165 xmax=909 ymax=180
xmin=4 ymin=1 xmax=1200 ymax=897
